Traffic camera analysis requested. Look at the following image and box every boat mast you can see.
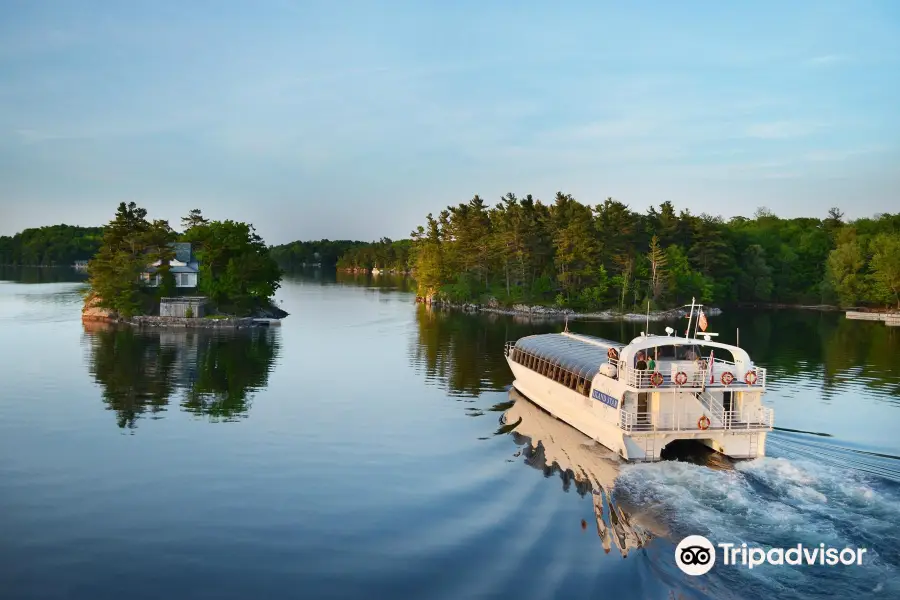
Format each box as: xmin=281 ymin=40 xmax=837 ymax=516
xmin=685 ymin=297 xmax=695 ymax=337
xmin=645 ymin=300 xmax=650 ymax=335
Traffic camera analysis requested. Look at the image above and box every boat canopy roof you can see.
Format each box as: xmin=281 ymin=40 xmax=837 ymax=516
xmin=514 ymin=333 xmax=623 ymax=380
xmin=620 ymin=334 xmax=752 ymax=366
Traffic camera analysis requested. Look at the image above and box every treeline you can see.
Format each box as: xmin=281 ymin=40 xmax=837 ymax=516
xmin=402 ymin=192 xmax=900 ymax=310
xmin=0 ymin=224 xmax=104 ymax=265
xmin=336 ymin=238 xmax=413 ymax=271
xmin=268 ymin=240 xmax=372 ymax=269
xmin=828 ymin=218 xmax=900 ymax=308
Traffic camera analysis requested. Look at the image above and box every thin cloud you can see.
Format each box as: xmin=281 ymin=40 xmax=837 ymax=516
xmin=805 ymin=54 xmax=850 ymax=66
xmin=744 ymin=121 xmax=825 ymax=139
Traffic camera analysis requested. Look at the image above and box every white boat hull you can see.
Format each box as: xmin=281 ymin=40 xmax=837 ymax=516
xmin=506 ymin=356 xmax=767 ymax=462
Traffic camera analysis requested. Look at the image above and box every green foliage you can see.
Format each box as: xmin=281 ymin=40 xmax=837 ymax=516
xmin=0 ymin=224 xmax=104 ymax=265
xmin=269 ymin=239 xmax=371 ymax=269
xmin=395 ymin=192 xmax=898 ymax=310
xmin=869 ymin=233 xmax=900 ymax=308
xmin=739 ymin=245 xmax=774 ymax=302
xmin=827 ymin=237 xmax=867 ymax=306
xmin=82 ymin=203 xmax=281 ymax=318
xmin=184 ymin=306 xmax=194 ymax=319
xmin=87 ymin=202 xmax=176 ymax=317
xmin=182 ymin=219 xmax=282 ymax=314
xmin=335 ymin=238 xmax=413 ymax=272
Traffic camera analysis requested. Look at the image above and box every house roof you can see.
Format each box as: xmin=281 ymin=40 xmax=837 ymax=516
xmin=170 ymin=264 xmax=199 ymax=273
xmin=172 ymin=242 xmax=193 ymax=263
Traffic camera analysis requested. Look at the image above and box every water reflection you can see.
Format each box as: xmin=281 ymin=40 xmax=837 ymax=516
xmin=501 ymin=391 xmax=653 ymax=556
xmin=83 ymin=322 xmax=280 ymax=429
xmin=280 ymin=267 xmax=415 ymax=293
xmin=0 ymin=265 xmax=88 ymax=284
xmin=409 ymin=305 xmax=899 ymax=450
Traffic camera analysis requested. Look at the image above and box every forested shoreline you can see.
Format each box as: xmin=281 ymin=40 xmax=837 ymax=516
xmin=0 ymin=225 xmax=103 ymax=266
xmin=398 ymin=193 xmax=899 ymax=311
xmin=5 ymin=194 xmax=899 ymax=311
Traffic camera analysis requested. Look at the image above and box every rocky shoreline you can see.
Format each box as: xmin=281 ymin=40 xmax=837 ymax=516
xmin=81 ymin=294 xmax=288 ymax=328
xmin=120 ymin=316 xmax=261 ymax=329
xmin=416 ymin=296 xmax=722 ymax=321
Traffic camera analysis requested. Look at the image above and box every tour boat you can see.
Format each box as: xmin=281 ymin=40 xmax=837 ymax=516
xmin=503 ymin=301 xmax=774 ymax=462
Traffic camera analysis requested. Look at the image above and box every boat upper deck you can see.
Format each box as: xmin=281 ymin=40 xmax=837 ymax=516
xmin=509 ymin=333 xmax=622 ymax=381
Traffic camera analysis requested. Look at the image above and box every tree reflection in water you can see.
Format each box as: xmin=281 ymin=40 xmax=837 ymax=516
xmin=83 ymin=321 xmax=280 ymax=429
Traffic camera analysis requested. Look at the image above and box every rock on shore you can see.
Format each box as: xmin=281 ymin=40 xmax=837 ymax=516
xmin=81 ymin=294 xmax=118 ymax=322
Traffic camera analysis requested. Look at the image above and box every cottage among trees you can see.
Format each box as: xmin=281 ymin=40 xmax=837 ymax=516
xmin=85 ymin=202 xmax=282 ymax=317
xmin=141 ymin=242 xmax=200 ymax=288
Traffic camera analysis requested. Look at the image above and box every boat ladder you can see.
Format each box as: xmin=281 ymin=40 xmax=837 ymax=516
xmin=748 ymin=432 xmax=759 ymax=457
xmin=643 ymin=435 xmax=657 ymax=462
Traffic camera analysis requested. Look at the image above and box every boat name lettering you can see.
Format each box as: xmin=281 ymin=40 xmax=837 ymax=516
xmin=591 ymin=390 xmax=619 ymax=409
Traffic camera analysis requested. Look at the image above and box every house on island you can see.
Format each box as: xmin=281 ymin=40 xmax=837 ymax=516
xmin=141 ymin=242 xmax=200 ymax=288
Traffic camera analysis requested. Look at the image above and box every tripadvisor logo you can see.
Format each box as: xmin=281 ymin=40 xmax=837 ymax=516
xmin=675 ymin=535 xmax=868 ymax=576
xmin=675 ymin=535 xmax=716 ymax=576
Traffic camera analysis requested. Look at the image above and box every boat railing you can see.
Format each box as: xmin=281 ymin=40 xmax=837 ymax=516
xmin=608 ymin=358 xmax=766 ymax=390
xmin=618 ymin=406 xmax=774 ymax=433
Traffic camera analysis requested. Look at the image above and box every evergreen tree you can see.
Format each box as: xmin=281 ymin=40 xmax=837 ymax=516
xmin=869 ymin=233 xmax=900 ymax=308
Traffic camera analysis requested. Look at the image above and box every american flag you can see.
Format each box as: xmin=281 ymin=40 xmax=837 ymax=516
xmin=698 ymin=310 xmax=708 ymax=332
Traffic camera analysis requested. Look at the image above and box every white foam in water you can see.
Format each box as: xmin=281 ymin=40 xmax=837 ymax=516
xmin=613 ymin=455 xmax=900 ymax=598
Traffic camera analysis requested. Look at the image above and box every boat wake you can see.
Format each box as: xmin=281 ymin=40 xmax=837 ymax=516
xmin=612 ymin=436 xmax=900 ymax=598
xmin=501 ymin=385 xmax=900 ymax=598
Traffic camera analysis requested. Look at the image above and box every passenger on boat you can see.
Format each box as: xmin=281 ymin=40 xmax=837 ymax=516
xmin=635 ymin=351 xmax=647 ymax=370
xmin=635 ymin=352 xmax=648 ymax=386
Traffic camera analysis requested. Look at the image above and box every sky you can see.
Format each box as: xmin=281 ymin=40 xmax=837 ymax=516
xmin=1 ymin=0 xmax=898 ymax=244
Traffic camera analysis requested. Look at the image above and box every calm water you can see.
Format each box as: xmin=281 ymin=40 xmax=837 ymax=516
xmin=1 ymin=268 xmax=898 ymax=600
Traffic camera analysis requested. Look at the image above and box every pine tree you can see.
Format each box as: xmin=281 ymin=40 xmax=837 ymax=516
xmin=647 ymin=235 xmax=668 ymax=303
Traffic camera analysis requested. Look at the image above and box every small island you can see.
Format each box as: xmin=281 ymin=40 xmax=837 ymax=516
xmin=82 ymin=203 xmax=286 ymax=328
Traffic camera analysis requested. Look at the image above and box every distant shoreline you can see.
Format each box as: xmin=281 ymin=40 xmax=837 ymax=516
xmin=417 ymin=297 xmax=723 ymax=321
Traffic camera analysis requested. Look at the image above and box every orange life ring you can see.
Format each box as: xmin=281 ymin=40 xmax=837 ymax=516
xmin=698 ymin=415 xmax=711 ymax=430
xmin=745 ymin=370 xmax=758 ymax=385
xmin=675 ymin=371 xmax=688 ymax=386
xmin=650 ymin=371 xmax=664 ymax=387
xmin=607 ymin=347 xmax=619 ymax=360
xmin=721 ymin=371 xmax=735 ymax=386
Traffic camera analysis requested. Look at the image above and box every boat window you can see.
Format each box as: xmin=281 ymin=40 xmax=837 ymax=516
xmin=655 ymin=345 xmax=675 ymax=359
xmin=681 ymin=345 xmax=702 ymax=361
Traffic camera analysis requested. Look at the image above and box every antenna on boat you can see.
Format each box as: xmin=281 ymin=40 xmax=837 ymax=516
xmin=645 ymin=300 xmax=650 ymax=335
xmin=685 ymin=297 xmax=695 ymax=337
